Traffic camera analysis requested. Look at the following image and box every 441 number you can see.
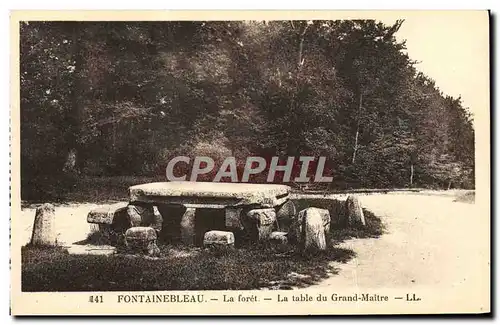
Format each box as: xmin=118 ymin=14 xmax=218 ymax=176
xmin=89 ymin=295 xmax=104 ymax=303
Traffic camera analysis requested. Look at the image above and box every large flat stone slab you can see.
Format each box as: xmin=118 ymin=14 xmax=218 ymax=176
xmin=129 ymin=182 xmax=290 ymax=208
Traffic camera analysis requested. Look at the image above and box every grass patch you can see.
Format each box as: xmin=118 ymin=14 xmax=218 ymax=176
xmin=330 ymin=209 xmax=385 ymax=242
xmin=22 ymin=245 xmax=354 ymax=291
xmin=292 ymin=197 xmax=386 ymax=238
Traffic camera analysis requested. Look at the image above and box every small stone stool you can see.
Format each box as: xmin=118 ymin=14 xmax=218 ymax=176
xmin=124 ymin=227 xmax=160 ymax=256
xmin=203 ymin=230 xmax=235 ymax=250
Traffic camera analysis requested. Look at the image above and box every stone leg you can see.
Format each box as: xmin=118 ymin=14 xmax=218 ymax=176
xmin=156 ymin=204 xmax=186 ymax=243
xmin=276 ymin=200 xmax=297 ymax=232
xmin=316 ymin=208 xmax=331 ymax=245
xmin=127 ymin=203 xmax=157 ymax=228
xmin=246 ymin=208 xmax=277 ymax=242
xmin=225 ymin=207 xmax=243 ymax=230
xmin=257 ymin=223 xmax=274 ymax=241
xmin=180 ymin=208 xmax=196 ymax=246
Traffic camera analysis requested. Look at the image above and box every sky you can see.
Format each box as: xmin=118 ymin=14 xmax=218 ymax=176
xmin=379 ymin=11 xmax=489 ymax=127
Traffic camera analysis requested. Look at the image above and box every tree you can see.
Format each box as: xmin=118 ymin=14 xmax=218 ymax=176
xmin=20 ymin=19 xmax=476 ymax=197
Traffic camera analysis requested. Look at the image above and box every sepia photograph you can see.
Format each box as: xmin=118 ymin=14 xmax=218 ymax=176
xmin=10 ymin=10 xmax=490 ymax=315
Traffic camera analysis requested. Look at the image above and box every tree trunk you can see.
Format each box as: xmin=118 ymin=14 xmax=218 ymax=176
xmin=352 ymin=125 xmax=359 ymax=164
xmin=286 ymin=24 xmax=309 ymax=155
xmin=410 ymin=163 xmax=414 ymax=187
xmin=297 ymin=24 xmax=309 ymax=67
xmin=65 ymin=22 xmax=85 ymax=174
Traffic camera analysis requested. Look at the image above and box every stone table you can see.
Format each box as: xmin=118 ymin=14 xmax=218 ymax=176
xmin=89 ymin=182 xmax=291 ymax=246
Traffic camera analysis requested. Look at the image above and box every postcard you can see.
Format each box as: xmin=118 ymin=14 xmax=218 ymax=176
xmin=10 ymin=10 xmax=490 ymax=315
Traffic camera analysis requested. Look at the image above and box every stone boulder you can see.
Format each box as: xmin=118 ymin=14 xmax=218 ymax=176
xmin=289 ymin=207 xmax=329 ymax=243
xmin=316 ymin=208 xmax=331 ymax=236
xmin=345 ymin=195 xmax=366 ymax=227
xmin=275 ymin=200 xmax=297 ymax=231
xmin=124 ymin=227 xmax=159 ymax=256
xmin=203 ymin=230 xmax=235 ymax=249
xmin=87 ymin=202 xmax=131 ymax=245
xmin=303 ymin=209 xmax=327 ymax=251
xmin=245 ymin=208 xmax=276 ymax=241
xmin=30 ymin=203 xmax=57 ymax=247
xmin=291 ymin=208 xmax=328 ymax=251
xmin=147 ymin=241 xmax=161 ymax=256
xmin=225 ymin=207 xmax=244 ymax=230
xmin=179 ymin=208 xmax=196 ymax=246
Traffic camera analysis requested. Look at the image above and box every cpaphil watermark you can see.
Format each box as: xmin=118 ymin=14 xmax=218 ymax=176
xmin=165 ymin=156 xmax=333 ymax=183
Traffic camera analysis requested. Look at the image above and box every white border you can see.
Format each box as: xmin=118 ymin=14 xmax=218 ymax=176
xmin=3 ymin=1 xmax=497 ymax=324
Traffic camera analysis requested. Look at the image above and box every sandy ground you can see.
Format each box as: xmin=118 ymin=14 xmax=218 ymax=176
xmin=309 ymin=194 xmax=490 ymax=312
xmin=18 ymin=193 xmax=490 ymax=312
xmin=20 ymin=203 xmax=114 ymax=246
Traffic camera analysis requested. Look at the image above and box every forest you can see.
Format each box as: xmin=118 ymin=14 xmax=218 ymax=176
xmin=20 ymin=20 xmax=475 ymax=198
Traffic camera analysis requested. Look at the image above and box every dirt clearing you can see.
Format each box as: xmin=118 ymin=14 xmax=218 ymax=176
xmin=308 ymin=193 xmax=489 ymax=312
